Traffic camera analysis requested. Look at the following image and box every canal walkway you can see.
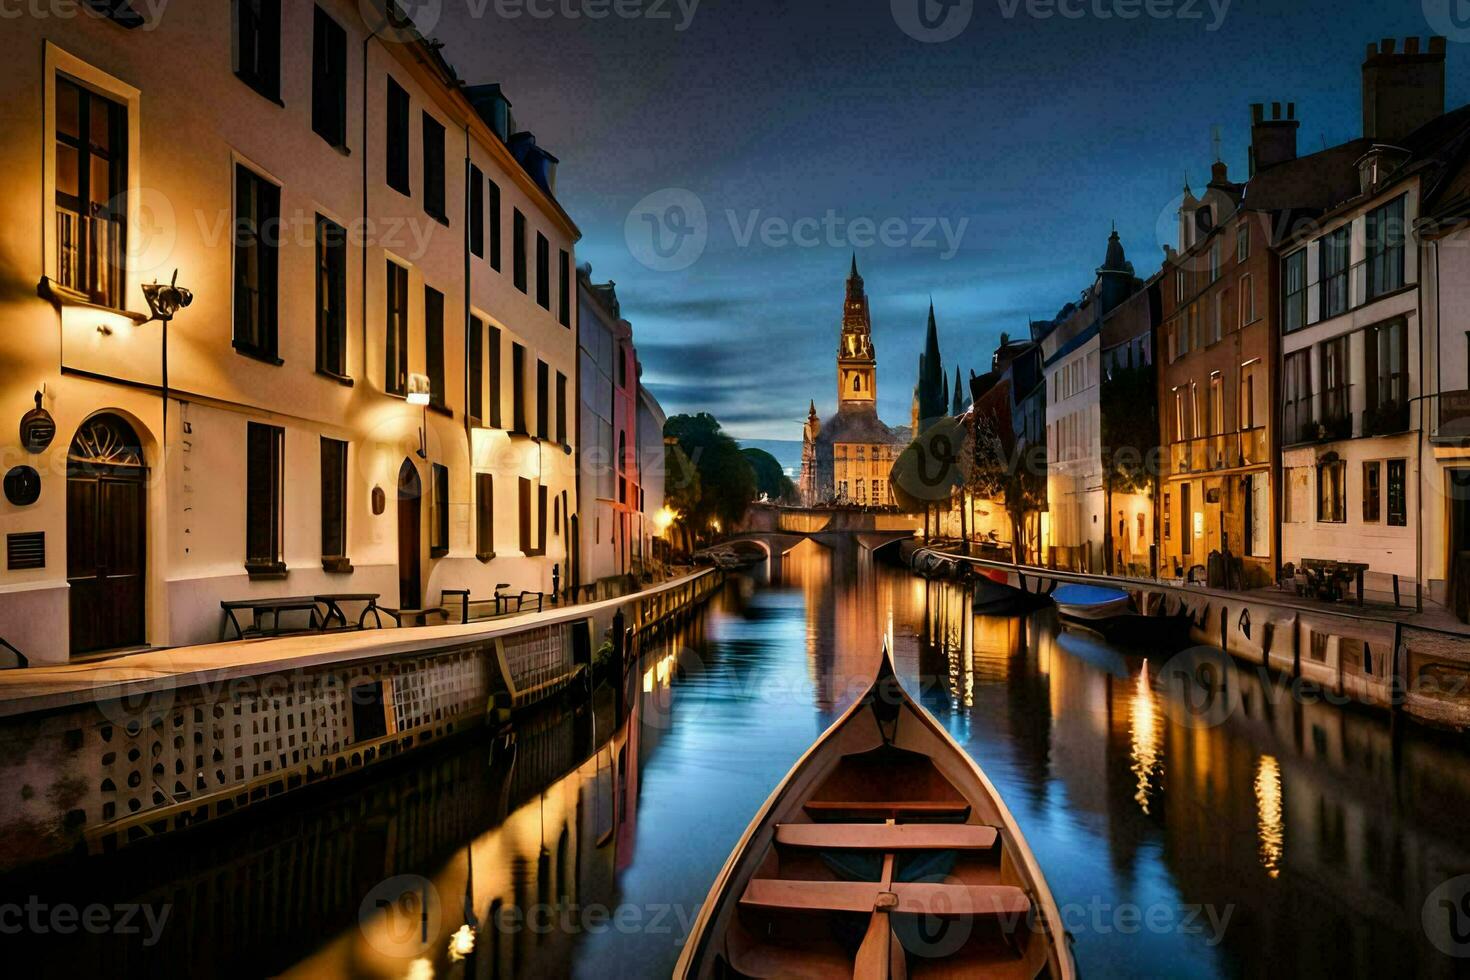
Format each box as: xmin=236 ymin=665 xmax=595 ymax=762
xmin=0 ymin=569 xmax=714 ymax=720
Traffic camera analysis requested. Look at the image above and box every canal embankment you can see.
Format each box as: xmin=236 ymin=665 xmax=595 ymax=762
xmin=0 ymin=569 xmax=720 ymax=871
xmin=908 ymin=542 xmax=1470 ymax=731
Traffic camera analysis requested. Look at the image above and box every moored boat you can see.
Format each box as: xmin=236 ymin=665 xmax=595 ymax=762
xmin=971 ymin=569 xmax=1054 ymax=616
xmin=1053 ymin=583 xmax=1193 ymax=649
xmin=674 ymin=646 xmax=1074 ymax=979
xmin=1051 ymin=583 xmax=1133 ymax=620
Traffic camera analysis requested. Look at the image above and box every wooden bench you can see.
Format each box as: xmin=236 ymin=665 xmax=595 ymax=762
xmin=440 ymin=585 xmax=547 ymax=624
xmin=803 ymin=800 xmax=972 ymax=821
xmin=775 ymin=822 xmax=997 ymax=850
xmin=315 ymin=593 xmax=383 ymax=630
xmin=220 ymin=596 xmax=323 ymax=640
xmin=378 ymin=606 xmax=451 ymax=627
xmin=740 ymin=879 xmax=1030 ymax=917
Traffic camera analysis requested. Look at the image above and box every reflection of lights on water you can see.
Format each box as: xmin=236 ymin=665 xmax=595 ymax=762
xmin=1130 ymin=660 xmax=1163 ymax=815
xmin=1254 ymin=754 xmax=1284 ymax=878
xmin=448 ymin=923 xmax=476 ymax=960
xmin=643 ymin=648 xmax=679 ymax=694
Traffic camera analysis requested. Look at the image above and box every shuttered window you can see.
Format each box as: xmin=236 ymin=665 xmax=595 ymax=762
xmin=425 ymin=286 xmax=445 ymax=409
xmin=311 ymin=6 xmax=347 ymax=147
xmin=468 ymin=316 xmax=484 ymax=423
xmin=518 ymin=477 xmax=532 ymax=554
xmin=385 ymin=261 xmax=408 ymax=395
xmin=488 ymin=324 xmax=503 ymax=428
xmin=246 ymin=422 xmax=284 ymax=572
xmin=422 ymin=111 xmax=446 ymax=222
xmin=536 ymin=232 xmax=550 ymax=309
xmin=513 ymin=209 xmax=527 ymax=292
xmin=475 ymin=473 xmax=494 ymax=559
xmin=558 ymin=249 xmax=571 ymax=327
xmin=386 ymin=76 xmax=410 ymax=194
xmin=234 ymin=166 xmax=281 ymax=360
xmin=536 ymin=360 xmax=550 ymax=439
xmin=469 ymin=165 xmax=484 ymax=258
xmin=320 ymin=437 xmax=348 ymax=565
xmin=430 ymin=463 xmax=449 ymax=557
xmin=315 ymin=215 xmax=347 ymax=377
xmin=555 ymin=370 xmax=567 ymax=444
xmin=488 ymin=178 xmax=502 ymax=271
xmin=512 ymin=342 xmax=527 ymax=433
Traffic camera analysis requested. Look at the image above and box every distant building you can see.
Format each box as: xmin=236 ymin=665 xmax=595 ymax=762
xmin=1099 ymin=273 xmax=1161 ymax=575
xmin=799 ymin=259 xmax=909 ymax=506
xmin=636 ymin=385 xmax=668 ymax=569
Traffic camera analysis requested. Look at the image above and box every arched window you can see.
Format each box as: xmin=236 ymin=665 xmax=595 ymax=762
xmin=852 ymin=374 xmax=861 ymax=392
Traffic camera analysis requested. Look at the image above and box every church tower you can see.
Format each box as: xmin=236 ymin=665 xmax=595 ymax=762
xmin=837 ymin=255 xmax=877 ymax=408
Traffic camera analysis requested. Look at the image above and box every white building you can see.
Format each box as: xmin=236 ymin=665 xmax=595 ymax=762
xmin=0 ymin=2 xmax=580 ymax=662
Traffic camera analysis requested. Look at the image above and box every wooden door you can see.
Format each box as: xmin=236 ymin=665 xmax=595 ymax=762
xmin=398 ymin=460 xmax=422 ymax=609
xmin=67 ymin=414 xmax=147 ymax=656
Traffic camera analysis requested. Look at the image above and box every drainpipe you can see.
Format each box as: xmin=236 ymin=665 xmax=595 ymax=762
xmin=464 ymin=124 xmax=473 ymax=485
xmin=361 ymin=29 xmax=379 ymax=388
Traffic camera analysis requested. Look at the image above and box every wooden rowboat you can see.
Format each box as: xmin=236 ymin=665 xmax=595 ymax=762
xmin=1052 ymin=584 xmax=1193 ymax=650
xmin=972 ymin=570 xmax=1054 ymax=617
xmin=674 ymin=646 xmax=1073 ymax=980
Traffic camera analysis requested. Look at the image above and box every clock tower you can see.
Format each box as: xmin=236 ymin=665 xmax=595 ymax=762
xmin=837 ymin=255 xmax=876 ymax=407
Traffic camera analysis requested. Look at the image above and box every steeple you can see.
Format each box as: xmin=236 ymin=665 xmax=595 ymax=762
xmin=837 ymin=258 xmax=876 ymax=407
xmin=914 ymin=300 xmax=948 ymax=432
xmin=952 ymin=366 xmax=968 ymax=415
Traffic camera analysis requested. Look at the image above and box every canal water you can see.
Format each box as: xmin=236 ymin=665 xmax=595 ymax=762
xmin=5 ymin=540 xmax=1470 ymax=978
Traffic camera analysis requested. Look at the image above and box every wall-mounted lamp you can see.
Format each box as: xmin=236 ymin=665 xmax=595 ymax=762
xmin=138 ymin=270 xmax=194 ymax=466
xmin=407 ymin=372 xmax=431 ymax=458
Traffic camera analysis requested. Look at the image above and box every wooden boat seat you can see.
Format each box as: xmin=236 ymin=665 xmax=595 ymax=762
xmin=803 ymin=800 xmax=971 ymax=821
xmin=775 ymin=822 xmax=998 ymax=850
xmin=740 ymin=878 xmax=1031 ymax=917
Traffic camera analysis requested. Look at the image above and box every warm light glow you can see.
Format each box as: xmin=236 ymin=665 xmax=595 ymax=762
xmin=403 ymin=958 xmax=434 ymax=980
xmin=1129 ymin=660 xmax=1163 ymax=815
xmin=407 ymin=372 xmax=432 ymax=406
xmin=448 ymin=923 xmax=476 ymax=960
xmin=1254 ymin=754 xmax=1284 ymax=878
xmin=653 ymin=506 xmax=678 ymax=533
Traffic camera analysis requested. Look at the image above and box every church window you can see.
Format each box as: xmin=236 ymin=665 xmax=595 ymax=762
xmin=853 ymin=374 xmax=861 ymax=392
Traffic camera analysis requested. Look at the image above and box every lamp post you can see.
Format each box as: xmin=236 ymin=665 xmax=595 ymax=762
xmin=407 ymin=372 xmax=431 ymax=458
xmin=140 ymin=270 xmax=193 ymax=466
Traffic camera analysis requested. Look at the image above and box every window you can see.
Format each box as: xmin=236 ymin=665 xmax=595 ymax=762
xmin=233 ymin=0 xmax=280 ymax=101
xmin=1236 ymin=224 xmax=1249 ymax=263
xmin=246 ymin=422 xmax=284 ymax=573
xmin=1365 ymin=318 xmax=1407 ymax=423
xmin=469 ymin=165 xmax=484 ymax=258
xmin=618 ymin=431 xmax=628 ymax=504
xmin=488 ymin=324 xmax=503 ymax=427
xmin=1208 ymin=296 xmax=1222 ymax=345
xmin=386 ymin=77 xmax=410 ymax=195
xmin=425 ymin=286 xmax=445 ymax=409
xmin=1246 ymin=473 xmax=1268 ymax=557
xmin=1175 ymin=270 xmax=1185 ymax=302
xmin=538 ymin=485 xmax=548 ymax=554
xmin=1239 ymin=366 xmax=1257 ymax=430
xmin=311 ymin=6 xmax=347 ymax=147
xmin=513 ymin=209 xmax=527 ymax=292
xmin=535 ymin=232 xmax=551 ymax=310
xmin=421 ymin=111 xmax=446 ymax=222
xmin=320 ymin=437 xmax=348 ymax=567
xmin=1283 ymin=249 xmax=1307 ymax=333
xmin=1283 ymin=350 xmax=1311 ymax=443
xmin=468 ymin=316 xmax=484 ymax=423
xmin=1318 ymin=458 xmax=1346 ymax=523
xmin=475 ymin=473 xmax=494 ymax=559
xmin=1319 ymin=227 xmax=1350 ymax=320
xmin=555 ymin=370 xmax=567 ymax=444
xmin=55 ymin=78 xmax=127 ymax=308
xmin=385 ymin=261 xmax=408 ymax=396
xmin=1363 ymin=461 xmax=1381 ymax=522
xmin=1321 ymin=335 xmax=1350 ymax=425
xmin=1163 ymin=493 xmax=1172 ymax=539
xmin=1387 ymin=459 xmax=1407 ymax=527
xmin=1208 ymin=375 xmax=1224 ymax=435
xmin=430 ymin=463 xmax=449 ymax=557
xmin=1180 ymin=483 xmax=1192 ymax=555
xmin=1210 ymin=240 xmax=1221 ymax=281
xmin=558 ymin=249 xmax=571 ymax=327
xmin=234 ymin=165 xmax=280 ymax=360
xmin=518 ymin=477 xmax=533 ymax=553
xmin=512 ymin=342 xmax=527 ymax=432
xmin=536 ymin=360 xmax=550 ymax=439
xmin=488 ymin=179 xmax=502 ymax=271
xmin=1173 ymin=390 xmax=1187 ymax=442
xmin=1239 ymin=274 xmax=1254 ymax=326
xmin=1365 ymin=195 xmax=1406 ymax=300
xmin=315 ymin=216 xmax=347 ymax=378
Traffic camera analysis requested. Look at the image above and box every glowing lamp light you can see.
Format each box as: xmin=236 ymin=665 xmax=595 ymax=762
xmin=447 ymin=923 xmax=476 ymax=961
xmin=406 ymin=373 xmax=433 ymax=406
xmin=653 ymin=506 xmax=678 ymax=533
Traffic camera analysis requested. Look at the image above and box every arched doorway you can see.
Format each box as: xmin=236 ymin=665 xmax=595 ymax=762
xmin=67 ymin=413 xmax=147 ymax=655
xmin=397 ymin=460 xmax=422 ymax=609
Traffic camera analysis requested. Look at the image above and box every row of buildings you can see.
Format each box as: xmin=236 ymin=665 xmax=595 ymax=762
xmin=957 ymin=35 xmax=1470 ymax=615
xmin=0 ymin=2 xmax=669 ymax=663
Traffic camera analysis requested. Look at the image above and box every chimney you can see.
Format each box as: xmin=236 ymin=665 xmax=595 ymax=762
xmin=1249 ymin=101 xmax=1299 ymax=176
xmin=1362 ymin=36 xmax=1446 ymax=143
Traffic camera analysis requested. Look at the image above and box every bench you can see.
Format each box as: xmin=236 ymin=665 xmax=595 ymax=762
xmin=378 ymin=606 xmax=451 ymax=627
xmin=440 ymin=585 xmax=546 ymax=624
xmin=315 ymin=593 xmax=383 ymax=630
xmin=740 ymin=879 xmax=1030 ymax=917
xmin=803 ymin=800 xmax=972 ymax=821
xmin=1298 ymin=558 xmax=1368 ymax=606
xmin=775 ymin=822 xmax=998 ymax=850
xmin=220 ymin=596 xmax=323 ymax=641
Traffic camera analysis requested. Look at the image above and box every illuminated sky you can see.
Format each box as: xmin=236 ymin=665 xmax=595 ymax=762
xmin=433 ymin=0 xmax=1470 ymax=443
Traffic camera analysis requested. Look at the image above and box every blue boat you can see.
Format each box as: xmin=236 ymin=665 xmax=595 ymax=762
xmin=1052 ymin=583 xmax=1193 ymax=649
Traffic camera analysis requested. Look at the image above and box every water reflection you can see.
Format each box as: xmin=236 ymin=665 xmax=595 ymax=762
xmin=4 ymin=550 xmax=1470 ymax=979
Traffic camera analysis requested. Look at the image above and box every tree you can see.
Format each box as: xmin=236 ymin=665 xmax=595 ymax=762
xmin=970 ymin=407 xmax=1047 ymax=565
xmin=664 ymin=443 xmax=702 ymax=553
xmin=1099 ymin=354 xmax=1159 ymax=574
xmin=742 ymin=448 xmax=796 ymax=503
xmin=665 ymin=413 xmax=757 ymax=538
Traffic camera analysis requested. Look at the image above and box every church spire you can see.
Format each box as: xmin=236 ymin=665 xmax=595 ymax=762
xmin=915 ymin=300 xmax=947 ymax=431
xmin=838 ymin=258 xmax=876 ymax=407
xmin=849 ymin=252 xmax=859 ymax=280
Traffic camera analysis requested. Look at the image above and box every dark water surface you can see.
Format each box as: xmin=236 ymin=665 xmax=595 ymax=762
xmin=5 ymin=541 xmax=1470 ymax=978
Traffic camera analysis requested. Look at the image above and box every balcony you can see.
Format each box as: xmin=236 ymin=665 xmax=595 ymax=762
xmin=1167 ymin=427 xmax=1269 ymax=476
xmin=1360 ymin=399 xmax=1410 ymax=438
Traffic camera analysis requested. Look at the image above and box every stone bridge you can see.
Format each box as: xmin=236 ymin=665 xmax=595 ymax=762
xmin=721 ymin=504 xmax=919 ymax=573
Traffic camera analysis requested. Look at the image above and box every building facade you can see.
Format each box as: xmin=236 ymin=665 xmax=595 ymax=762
xmin=576 ymin=270 xmax=641 ymax=588
xmin=799 ymin=259 xmax=908 ymax=506
xmin=0 ymin=3 xmax=579 ymax=662
xmin=636 ymin=385 xmax=669 ymax=569
xmin=1099 ymin=274 xmax=1160 ymax=576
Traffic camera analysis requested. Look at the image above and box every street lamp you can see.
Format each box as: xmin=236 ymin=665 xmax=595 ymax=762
xmin=407 ymin=372 xmax=431 ymax=458
xmin=139 ymin=270 xmax=193 ymax=464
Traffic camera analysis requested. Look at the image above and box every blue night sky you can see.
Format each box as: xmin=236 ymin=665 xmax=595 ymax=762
xmin=434 ymin=0 xmax=1470 ymax=455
